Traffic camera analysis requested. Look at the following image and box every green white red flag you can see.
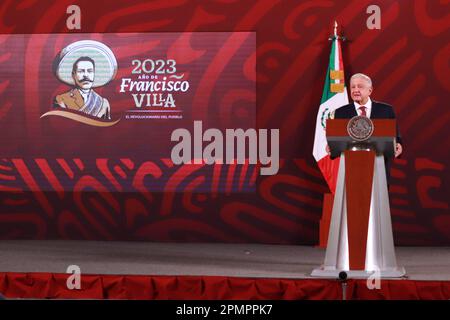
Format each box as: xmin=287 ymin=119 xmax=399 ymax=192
xmin=312 ymin=25 xmax=348 ymax=193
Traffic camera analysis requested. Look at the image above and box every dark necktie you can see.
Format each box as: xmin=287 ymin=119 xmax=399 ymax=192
xmin=359 ymin=106 xmax=367 ymax=117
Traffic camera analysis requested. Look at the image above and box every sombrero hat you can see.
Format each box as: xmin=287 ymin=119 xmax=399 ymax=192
xmin=54 ymin=40 xmax=117 ymax=88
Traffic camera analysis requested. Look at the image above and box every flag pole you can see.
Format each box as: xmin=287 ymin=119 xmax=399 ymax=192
xmin=329 ymin=21 xmax=346 ymax=41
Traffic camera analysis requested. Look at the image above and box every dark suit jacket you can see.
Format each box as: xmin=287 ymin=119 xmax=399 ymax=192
xmin=333 ymin=100 xmax=402 ymax=183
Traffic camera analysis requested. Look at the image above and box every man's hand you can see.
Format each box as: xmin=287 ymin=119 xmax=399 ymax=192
xmin=395 ymin=143 xmax=403 ymax=158
xmin=326 ymin=144 xmax=330 ymax=155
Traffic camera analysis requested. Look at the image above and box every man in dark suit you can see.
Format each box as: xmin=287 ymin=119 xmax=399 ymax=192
xmin=329 ymin=73 xmax=403 ymax=183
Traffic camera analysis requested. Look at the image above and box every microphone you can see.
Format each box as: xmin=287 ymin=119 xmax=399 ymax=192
xmin=338 ymin=271 xmax=348 ymax=300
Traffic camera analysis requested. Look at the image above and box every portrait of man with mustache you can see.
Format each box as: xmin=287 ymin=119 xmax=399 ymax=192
xmin=54 ymin=56 xmax=111 ymax=119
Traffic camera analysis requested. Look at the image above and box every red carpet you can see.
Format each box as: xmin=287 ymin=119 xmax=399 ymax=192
xmin=1 ymin=273 xmax=449 ymax=300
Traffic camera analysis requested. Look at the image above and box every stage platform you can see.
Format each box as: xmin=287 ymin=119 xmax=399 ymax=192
xmin=0 ymin=241 xmax=449 ymax=299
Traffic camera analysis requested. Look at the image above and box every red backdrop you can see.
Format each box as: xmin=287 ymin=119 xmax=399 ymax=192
xmin=0 ymin=0 xmax=448 ymax=245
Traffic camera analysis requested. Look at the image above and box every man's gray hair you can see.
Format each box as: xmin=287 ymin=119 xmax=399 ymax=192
xmin=350 ymin=73 xmax=372 ymax=87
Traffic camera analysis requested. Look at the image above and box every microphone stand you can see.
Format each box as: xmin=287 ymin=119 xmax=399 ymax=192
xmin=338 ymin=271 xmax=348 ymax=300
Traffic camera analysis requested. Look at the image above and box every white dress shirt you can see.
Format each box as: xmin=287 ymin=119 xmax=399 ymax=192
xmin=354 ymin=97 xmax=372 ymax=118
xmin=78 ymin=89 xmax=90 ymax=103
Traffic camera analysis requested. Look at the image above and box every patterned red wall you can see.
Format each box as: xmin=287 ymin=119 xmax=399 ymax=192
xmin=0 ymin=0 xmax=448 ymax=245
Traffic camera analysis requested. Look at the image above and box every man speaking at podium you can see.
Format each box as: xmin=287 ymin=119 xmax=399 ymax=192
xmin=331 ymin=73 xmax=403 ymax=182
xmin=313 ymin=72 xmax=407 ymax=278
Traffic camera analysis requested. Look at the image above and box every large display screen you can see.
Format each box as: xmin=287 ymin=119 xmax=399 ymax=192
xmin=0 ymin=32 xmax=257 ymax=193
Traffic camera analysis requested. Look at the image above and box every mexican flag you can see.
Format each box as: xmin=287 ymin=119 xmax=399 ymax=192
xmin=312 ymin=32 xmax=349 ymax=193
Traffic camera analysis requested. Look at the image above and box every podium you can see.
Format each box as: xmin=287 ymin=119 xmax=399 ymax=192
xmin=311 ymin=117 xmax=406 ymax=278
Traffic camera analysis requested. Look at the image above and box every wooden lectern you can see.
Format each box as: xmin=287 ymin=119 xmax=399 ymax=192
xmin=311 ymin=118 xmax=406 ymax=278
